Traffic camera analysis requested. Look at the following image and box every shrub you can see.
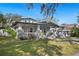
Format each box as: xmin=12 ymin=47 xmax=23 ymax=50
xmin=39 ymin=32 xmax=45 ymax=39
xmin=70 ymin=27 xmax=79 ymax=37
xmin=3 ymin=26 xmax=16 ymax=38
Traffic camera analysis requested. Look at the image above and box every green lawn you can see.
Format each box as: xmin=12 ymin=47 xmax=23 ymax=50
xmin=0 ymin=37 xmax=79 ymax=56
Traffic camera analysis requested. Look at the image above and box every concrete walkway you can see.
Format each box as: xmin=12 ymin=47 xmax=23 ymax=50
xmin=73 ymin=52 xmax=79 ymax=56
xmin=70 ymin=37 xmax=79 ymax=44
xmin=71 ymin=37 xmax=79 ymax=41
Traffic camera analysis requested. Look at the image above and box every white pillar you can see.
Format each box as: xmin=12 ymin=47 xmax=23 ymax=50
xmin=37 ymin=24 xmax=40 ymax=30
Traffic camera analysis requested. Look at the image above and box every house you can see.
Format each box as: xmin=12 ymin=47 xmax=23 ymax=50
xmin=12 ymin=17 xmax=59 ymax=34
xmin=12 ymin=18 xmax=38 ymax=32
xmin=11 ymin=17 xmax=60 ymax=39
xmin=11 ymin=17 xmax=73 ymax=39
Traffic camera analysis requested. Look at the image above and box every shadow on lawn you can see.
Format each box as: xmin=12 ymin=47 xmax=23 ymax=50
xmin=0 ymin=37 xmax=63 ymax=56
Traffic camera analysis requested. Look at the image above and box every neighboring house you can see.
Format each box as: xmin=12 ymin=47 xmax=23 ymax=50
xmin=76 ymin=24 xmax=79 ymax=28
xmin=60 ymin=24 xmax=79 ymax=31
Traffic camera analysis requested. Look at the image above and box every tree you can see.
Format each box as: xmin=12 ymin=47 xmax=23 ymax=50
xmin=3 ymin=13 xmax=21 ymax=38
xmin=77 ymin=14 xmax=79 ymax=23
xmin=46 ymin=16 xmax=59 ymax=24
xmin=26 ymin=3 xmax=58 ymax=21
xmin=70 ymin=26 xmax=79 ymax=37
xmin=4 ymin=13 xmax=22 ymax=26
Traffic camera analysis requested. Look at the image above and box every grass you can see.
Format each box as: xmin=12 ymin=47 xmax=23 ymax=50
xmin=0 ymin=37 xmax=79 ymax=56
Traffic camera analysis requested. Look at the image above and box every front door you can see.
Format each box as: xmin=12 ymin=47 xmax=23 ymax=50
xmin=30 ymin=28 xmax=33 ymax=32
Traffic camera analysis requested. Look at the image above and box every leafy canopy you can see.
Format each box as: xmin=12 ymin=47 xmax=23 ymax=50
xmin=26 ymin=3 xmax=58 ymax=20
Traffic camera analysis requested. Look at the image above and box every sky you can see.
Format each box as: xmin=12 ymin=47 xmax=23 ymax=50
xmin=0 ymin=3 xmax=79 ymax=25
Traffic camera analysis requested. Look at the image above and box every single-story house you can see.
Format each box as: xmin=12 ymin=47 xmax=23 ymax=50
xmin=12 ymin=17 xmax=59 ymax=34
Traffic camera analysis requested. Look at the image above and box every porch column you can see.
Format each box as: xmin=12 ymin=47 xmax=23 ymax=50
xmin=37 ymin=24 xmax=40 ymax=30
xmin=35 ymin=24 xmax=40 ymax=40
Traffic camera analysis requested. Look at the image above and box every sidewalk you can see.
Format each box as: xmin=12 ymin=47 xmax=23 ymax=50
xmin=73 ymin=52 xmax=79 ymax=56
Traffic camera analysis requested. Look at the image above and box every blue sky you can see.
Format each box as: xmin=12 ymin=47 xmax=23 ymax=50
xmin=0 ymin=3 xmax=79 ymax=25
